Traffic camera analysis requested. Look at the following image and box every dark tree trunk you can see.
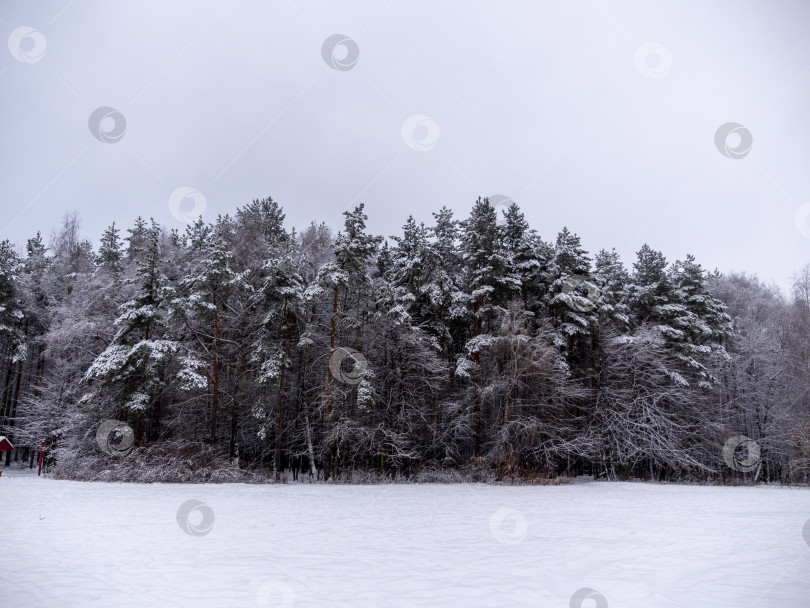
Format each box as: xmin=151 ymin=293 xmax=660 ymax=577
xmin=5 ymin=359 xmax=23 ymax=467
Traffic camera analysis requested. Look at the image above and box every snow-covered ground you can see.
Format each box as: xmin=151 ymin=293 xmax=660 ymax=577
xmin=2 ymin=467 xmax=809 ymax=608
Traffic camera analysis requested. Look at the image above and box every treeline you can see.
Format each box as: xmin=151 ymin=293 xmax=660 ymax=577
xmin=1 ymin=197 xmax=809 ymax=483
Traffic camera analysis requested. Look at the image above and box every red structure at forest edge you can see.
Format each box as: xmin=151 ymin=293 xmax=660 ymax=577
xmin=0 ymin=436 xmax=12 ymax=477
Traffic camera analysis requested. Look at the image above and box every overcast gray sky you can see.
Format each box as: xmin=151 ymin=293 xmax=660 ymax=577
xmin=2 ymin=0 xmax=809 ymax=293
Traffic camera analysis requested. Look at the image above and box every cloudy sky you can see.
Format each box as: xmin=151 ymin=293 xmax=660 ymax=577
xmin=2 ymin=0 xmax=809 ymax=292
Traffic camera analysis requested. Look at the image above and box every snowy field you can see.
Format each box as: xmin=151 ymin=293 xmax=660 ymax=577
xmin=2 ymin=468 xmax=809 ymax=608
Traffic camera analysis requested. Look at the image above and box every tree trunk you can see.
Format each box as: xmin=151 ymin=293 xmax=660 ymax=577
xmin=304 ymin=413 xmax=317 ymax=477
xmin=0 ymin=354 xmax=13 ymax=422
xmin=211 ymin=291 xmax=220 ymax=442
xmin=472 ymin=299 xmax=482 ymax=457
xmin=433 ymin=391 xmax=439 ymax=440
xmin=275 ymin=296 xmax=289 ymax=482
xmin=4 ymin=359 xmax=23 ymax=467
xmin=324 ymin=277 xmax=341 ymax=481
xmin=230 ymin=398 xmax=238 ymax=459
xmin=326 ymin=283 xmax=339 ymax=414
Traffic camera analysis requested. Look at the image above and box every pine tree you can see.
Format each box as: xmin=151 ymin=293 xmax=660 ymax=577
xmin=0 ymin=241 xmax=24 ymax=349
xmin=235 ymin=197 xmax=288 ymax=249
xmin=458 ymin=197 xmax=521 ymax=455
xmin=545 ymin=227 xmax=596 ymax=368
xmin=84 ymin=220 xmax=176 ymax=443
xmin=461 ymin=197 xmax=521 ymax=338
xmin=125 ymin=216 xmax=149 ymax=262
xmin=97 ymin=222 xmax=123 ymax=278
xmin=500 ymin=202 xmax=545 ymax=318
xmin=387 ymin=215 xmax=430 ymax=327
xmin=184 ymin=217 xmax=212 ymax=254
xmin=323 ymin=204 xmax=381 ymax=376
xmin=319 ymin=204 xmax=381 ymax=477
xmin=170 ymin=220 xmax=248 ymax=442
xmin=626 ymin=245 xmax=731 ymax=388
xmin=668 ymin=254 xmax=732 ymax=387
xmin=593 ymin=248 xmax=630 ymax=331
xmin=426 ymin=206 xmax=466 ymax=354
xmin=0 ymin=241 xmax=25 ymax=459
xmin=628 ymin=243 xmax=671 ymax=327
xmin=257 ymin=239 xmax=304 ymax=480
xmin=672 ymin=255 xmax=732 ymax=344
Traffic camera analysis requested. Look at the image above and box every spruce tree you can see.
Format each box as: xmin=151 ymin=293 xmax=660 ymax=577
xmin=97 ymin=222 xmax=123 ymax=278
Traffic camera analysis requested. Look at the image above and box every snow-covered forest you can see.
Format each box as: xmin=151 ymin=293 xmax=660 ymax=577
xmin=2 ymin=196 xmax=809 ymax=483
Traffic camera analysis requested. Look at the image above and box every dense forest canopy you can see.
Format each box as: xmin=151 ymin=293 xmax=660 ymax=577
xmin=1 ymin=196 xmax=808 ymax=483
